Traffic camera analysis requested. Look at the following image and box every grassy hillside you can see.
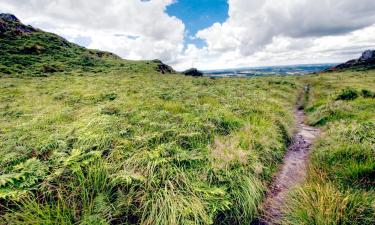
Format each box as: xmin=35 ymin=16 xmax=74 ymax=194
xmin=0 ymin=14 xmax=168 ymax=77
xmin=281 ymin=70 xmax=375 ymax=225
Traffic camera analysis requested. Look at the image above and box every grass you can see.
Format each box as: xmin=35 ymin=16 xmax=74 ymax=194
xmin=281 ymin=70 xmax=375 ymax=225
xmin=2 ymin=15 xmax=374 ymax=225
xmin=0 ymin=69 xmax=300 ymax=224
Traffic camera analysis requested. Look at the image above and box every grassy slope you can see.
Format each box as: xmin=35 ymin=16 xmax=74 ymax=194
xmin=0 ymin=16 xmax=163 ymax=77
xmin=281 ymin=70 xmax=375 ymax=225
xmin=0 ymin=69 xmax=300 ymax=224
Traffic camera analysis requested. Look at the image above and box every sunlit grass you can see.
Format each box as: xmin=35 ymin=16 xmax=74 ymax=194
xmin=0 ymin=70 xmax=299 ymax=224
xmin=282 ymin=70 xmax=375 ymax=225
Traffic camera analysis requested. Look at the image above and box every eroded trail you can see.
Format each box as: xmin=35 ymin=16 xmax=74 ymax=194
xmin=257 ymin=109 xmax=320 ymax=224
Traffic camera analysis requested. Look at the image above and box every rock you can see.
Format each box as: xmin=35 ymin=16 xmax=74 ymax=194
xmin=325 ymin=50 xmax=375 ymax=72
xmin=0 ymin=13 xmax=35 ymax=36
xmin=152 ymin=59 xmax=175 ymax=74
xmin=359 ymin=50 xmax=375 ymax=62
xmin=182 ymin=68 xmax=203 ymax=77
xmin=0 ymin=13 xmax=20 ymax=22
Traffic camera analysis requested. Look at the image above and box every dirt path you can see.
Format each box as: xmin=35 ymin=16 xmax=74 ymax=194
xmin=256 ymin=108 xmax=320 ymax=224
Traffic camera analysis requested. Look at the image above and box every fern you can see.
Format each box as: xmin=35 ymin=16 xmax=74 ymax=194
xmin=0 ymin=158 xmax=48 ymax=199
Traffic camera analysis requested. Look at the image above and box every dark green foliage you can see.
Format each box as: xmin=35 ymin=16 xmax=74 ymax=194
xmin=361 ymin=89 xmax=375 ymax=98
xmin=336 ymin=88 xmax=359 ymax=101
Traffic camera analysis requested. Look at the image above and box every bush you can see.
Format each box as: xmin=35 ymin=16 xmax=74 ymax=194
xmin=336 ymin=88 xmax=359 ymax=101
xmin=42 ymin=64 xmax=63 ymax=73
xmin=361 ymin=89 xmax=375 ymax=98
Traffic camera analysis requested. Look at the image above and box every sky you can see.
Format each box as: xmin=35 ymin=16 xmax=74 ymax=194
xmin=1 ymin=0 xmax=375 ymax=71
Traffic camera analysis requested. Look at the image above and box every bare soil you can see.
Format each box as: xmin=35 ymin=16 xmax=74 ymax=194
xmin=256 ymin=109 xmax=320 ymax=224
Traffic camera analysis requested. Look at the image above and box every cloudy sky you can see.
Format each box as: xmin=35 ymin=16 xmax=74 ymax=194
xmin=1 ymin=0 xmax=375 ymax=70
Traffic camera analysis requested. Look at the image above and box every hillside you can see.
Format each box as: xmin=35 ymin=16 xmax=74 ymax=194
xmin=0 ymin=13 xmax=173 ymax=77
xmin=325 ymin=50 xmax=375 ymax=72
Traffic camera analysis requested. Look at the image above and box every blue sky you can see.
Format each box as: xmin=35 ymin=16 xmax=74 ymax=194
xmin=166 ymin=0 xmax=228 ymax=48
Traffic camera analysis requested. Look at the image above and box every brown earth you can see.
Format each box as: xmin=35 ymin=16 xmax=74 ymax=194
xmin=256 ymin=108 xmax=320 ymax=224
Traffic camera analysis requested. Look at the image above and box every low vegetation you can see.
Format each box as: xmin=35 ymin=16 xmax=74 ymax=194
xmin=1 ymin=14 xmax=374 ymax=225
xmin=281 ymin=70 xmax=375 ymax=225
xmin=0 ymin=68 xmax=301 ymax=224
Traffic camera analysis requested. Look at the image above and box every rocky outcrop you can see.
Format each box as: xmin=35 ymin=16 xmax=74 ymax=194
xmin=0 ymin=13 xmax=20 ymax=22
xmin=182 ymin=68 xmax=203 ymax=77
xmin=152 ymin=59 xmax=175 ymax=74
xmin=325 ymin=50 xmax=375 ymax=71
xmin=0 ymin=13 xmax=35 ymax=36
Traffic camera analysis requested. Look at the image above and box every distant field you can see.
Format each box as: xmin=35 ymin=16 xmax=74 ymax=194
xmin=202 ymin=63 xmax=336 ymax=77
xmin=0 ymin=69 xmax=300 ymax=224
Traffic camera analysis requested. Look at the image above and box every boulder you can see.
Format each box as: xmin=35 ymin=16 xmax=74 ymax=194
xmin=359 ymin=50 xmax=375 ymax=62
xmin=0 ymin=13 xmax=35 ymax=36
xmin=152 ymin=59 xmax=175 ymax=74
xmin=0 ymin=13 xmax=20 ymax=22
xmin=182 ymin=68 xmax=203 ymax=77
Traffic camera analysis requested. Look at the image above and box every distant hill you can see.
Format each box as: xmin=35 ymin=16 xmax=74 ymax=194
xmin=325 ymin=50 xmax=375 ymax=72
xmin=0 ymin=13 xmax=175 ymax=76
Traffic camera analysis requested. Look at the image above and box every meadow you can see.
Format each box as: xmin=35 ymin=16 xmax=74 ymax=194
xmin=1 ymin=12 xmax=374 ymax=225
xmin=0 ymin=69 xmax=300 ymax=224
xmin=281 ymin=70 xmax=375 ymax=225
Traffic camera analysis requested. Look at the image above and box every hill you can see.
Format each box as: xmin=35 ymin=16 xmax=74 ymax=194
xmin=325 ymin=50 xmax=375 ymax=72
xmin=0 ymin=13 xmax=174 ymax=77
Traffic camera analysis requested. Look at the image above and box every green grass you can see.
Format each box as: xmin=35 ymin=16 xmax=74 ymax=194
xmin=0 ymin=69 xmax=300 ymax=224
xmin=2 ymin=15 xmax=374 ymax=225
xmin=281 ymin=70 xmax=375 ymax=225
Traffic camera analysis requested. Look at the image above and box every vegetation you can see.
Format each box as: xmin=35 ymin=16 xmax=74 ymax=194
xmin=0 ymin=68 xmax=301 ymax=224
xmin=281 ymin=70 xmax=375 ymax=225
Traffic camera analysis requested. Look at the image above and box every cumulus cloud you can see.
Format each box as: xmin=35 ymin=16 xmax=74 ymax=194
xmin=174 ymin=24 xmax=375 ymax=70
xmin=196 ymin=0 xmax=375 ymax=57
xmin=0 ymin=0 xmax=185 ymax=62
xmin=170 ymin=0 xmax=375 ymax=70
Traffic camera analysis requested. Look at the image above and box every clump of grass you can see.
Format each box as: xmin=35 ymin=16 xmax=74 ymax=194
xmin=336 ymin=88 xmax=359 ymax=101
xmin=281 ymin=183 xmax=374 ymax=225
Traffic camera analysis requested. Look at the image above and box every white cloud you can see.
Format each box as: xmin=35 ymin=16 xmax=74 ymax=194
xmin=176 ymin=0 xmax=375 ymax=70
xmin=174 ymin=24 xmax=375 ymax=70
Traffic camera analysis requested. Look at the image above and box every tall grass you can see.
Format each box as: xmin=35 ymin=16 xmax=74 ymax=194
xmin=0 ymin=71 xmax=299 ymax=224
xmin=281 ymin=70 xmax=375 ymax=225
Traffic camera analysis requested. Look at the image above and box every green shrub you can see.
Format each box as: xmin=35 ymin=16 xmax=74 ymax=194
xmin=336 ymin=88 xmax=359 ymax=101
xmin=361 ymin=89 xmax=375 ymax=98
